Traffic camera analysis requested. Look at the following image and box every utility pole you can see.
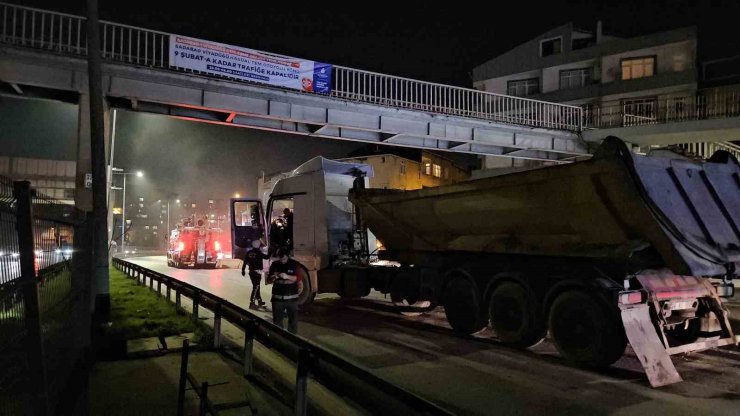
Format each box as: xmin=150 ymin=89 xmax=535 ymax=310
xmin=86 ymin=0 xmax=110 ymax=322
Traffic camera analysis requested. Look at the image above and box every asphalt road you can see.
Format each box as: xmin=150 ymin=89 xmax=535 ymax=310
xmin=128 ymin=255 xmax=740 ymax=415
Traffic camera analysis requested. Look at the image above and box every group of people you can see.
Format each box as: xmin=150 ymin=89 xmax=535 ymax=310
xmin=241 ymin=238 xmax=302 ymax=333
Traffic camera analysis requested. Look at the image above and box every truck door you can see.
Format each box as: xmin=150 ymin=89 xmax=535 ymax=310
xmin=230 ymin=198 xmax=264 ymax=260
xmin=267 ymin=194 xmax=314 ymax=257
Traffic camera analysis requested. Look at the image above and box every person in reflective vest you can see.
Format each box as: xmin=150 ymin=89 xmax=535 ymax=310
xmin=267 ymin=247 xmax=303 ymax=333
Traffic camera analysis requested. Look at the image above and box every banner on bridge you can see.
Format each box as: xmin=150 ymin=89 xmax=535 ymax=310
xmin=169 ymin=35 xmax=332 ymax=94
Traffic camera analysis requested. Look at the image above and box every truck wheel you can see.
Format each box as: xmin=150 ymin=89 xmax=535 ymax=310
xmin=548 ymin=291 xmax=626 ymax=367
xmin=489 ymin=282 xmax=546 ymax=348
xmin=296 ymin=265 xmax=316 ymax=306
xmin=443 ymin=276 xmax=487 ymax=335
xmin=393 ymin=300 xmax=436 ymax=317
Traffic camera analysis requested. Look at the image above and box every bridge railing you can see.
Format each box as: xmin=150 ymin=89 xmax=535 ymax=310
xmin=674 ymin=141 xmax=740 ymax=161
xmin=0 ymin=2 xmax=582 ymax=132
xmin=583 ymin=86 xmax=740 ymax=129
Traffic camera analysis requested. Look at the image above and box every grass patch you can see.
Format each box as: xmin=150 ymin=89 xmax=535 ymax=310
xmin=107 ymin=267 xmax=210 ymax=343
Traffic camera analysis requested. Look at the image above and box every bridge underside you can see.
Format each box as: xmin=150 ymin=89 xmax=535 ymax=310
xmin=0 ymin=46 xmax=589 ymax=164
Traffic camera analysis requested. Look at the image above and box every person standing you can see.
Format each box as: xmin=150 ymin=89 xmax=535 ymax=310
xmin=266 ymin=247 xmax=302 ymax=333
xmin=241 ymin=240 xmax=268 ymax=310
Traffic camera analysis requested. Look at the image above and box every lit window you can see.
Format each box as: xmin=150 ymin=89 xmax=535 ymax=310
xmin=191 ymin=204 xmax=196 ymax=208
xmin=560 ymin=68 xmax=592 ymax=90
xmin=145 ymin=226 xmax=150 ymax=230
xmin=507 ymin=78 xmax=539 ymax=97
xmin=152 ymin=226 xmax=157 ymax=230
xmin=622 ymin=57 xmax=655 ymax=80
xmin=209 ymin=200 xmax=214 ymax=204
xmin=139 ymin=197 xmax=144 ymax=202
xmin=540 ymin=37 xmax=562 ymax=57
xmin=433 ymin=164 xmax=442 ymax=178
xmin=422 ymin=158 xmax=432 ymax=175
xmin=153 ymin=232 xmax=157 ymax=235
xmin=139 ymin=204 xmax=144 ymax=208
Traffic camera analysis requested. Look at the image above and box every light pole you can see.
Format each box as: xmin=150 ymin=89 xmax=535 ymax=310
xmin=111 ymin=168 xmax=143 ymax=251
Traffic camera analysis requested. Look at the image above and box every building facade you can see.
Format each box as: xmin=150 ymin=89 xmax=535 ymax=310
xmin=340 ymin=151 xmax=470 ymax=190
xmin=473 ymin=22 xmax=697 ymax=109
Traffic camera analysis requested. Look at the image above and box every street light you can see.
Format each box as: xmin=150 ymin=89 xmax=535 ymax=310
xmin=111 ymin=168 xmax=144 ymax=251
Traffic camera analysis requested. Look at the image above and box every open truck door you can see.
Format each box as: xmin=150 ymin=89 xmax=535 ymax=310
xmin=230 ymin=198 xmax=265 ymax=261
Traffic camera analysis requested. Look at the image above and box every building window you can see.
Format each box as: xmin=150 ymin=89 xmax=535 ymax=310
xmin=621 ymin=56 xmax=655 ymax=80
xmin=432 ymin=164 xmax=442 ymax=178
xmin=139 ymin=197 xmax=144 ymax=202
xmin=540 ymin=37 xmax=562 ymax=57
xmin=139 ymin=203 xmax=144 ymax=208
xmin=422 ymin=158 xmax=432 ymax=175
xmin=400 ymin=160 xmax=406 ymax=175
xmin=208 ymin=199 xmax=214 ymax=204
xmin=560 ymin=68 xmax=592 ymax=89
xmin=507 ymin=78 xmax=539 ymax=97
xmin=145 ymin=226 xmax=150 ymax=230
xmin=673 ymin=55 xmax=686 ymax=72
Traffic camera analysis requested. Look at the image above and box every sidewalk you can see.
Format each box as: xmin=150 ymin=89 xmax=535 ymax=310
xmin=88 ymin=350 xmax=290 ymax=416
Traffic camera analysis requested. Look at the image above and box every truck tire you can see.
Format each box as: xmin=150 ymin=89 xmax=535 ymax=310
xmin=489 ymin=282 xmax=546 ymax=348
xmin=443 ymin=276 xmax=487 ymax=335
xmin=393 ymin=300 xmax=436 ymax=317
xmin=296 ymin=265 xmax=316 ymax=306
xmin=548 ymin=291 xmax=626 ymax=367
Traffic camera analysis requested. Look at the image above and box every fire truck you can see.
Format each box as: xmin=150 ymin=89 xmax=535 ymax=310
xmin=167 ymin=216 xmax=223 ymax=269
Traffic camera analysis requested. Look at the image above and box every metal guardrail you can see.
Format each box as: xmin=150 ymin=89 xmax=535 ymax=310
xmin=111 ymin=257 xmax=452 ymax=416
xmin=583 ymin=87 xmax=740 ymax=129
xmin=0 ymin=2 xmax=582 ymax=132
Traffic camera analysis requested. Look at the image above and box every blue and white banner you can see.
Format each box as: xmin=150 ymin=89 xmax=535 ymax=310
xmin=169 ymin=35 xmax=332 ymax=94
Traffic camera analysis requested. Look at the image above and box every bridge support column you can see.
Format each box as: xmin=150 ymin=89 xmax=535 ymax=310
xmin=75 ymin=92 xmax=113 ymax=320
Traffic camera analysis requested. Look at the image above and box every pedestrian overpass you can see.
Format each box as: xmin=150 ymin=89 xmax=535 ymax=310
xmin=0 ymin=2 xmax=587 ymax=168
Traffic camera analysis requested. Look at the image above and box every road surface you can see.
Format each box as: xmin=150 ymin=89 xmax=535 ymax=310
xmin=128 ymin=255 xmax=740 ymax=415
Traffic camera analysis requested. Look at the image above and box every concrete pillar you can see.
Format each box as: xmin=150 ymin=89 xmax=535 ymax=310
xmin=75 ymin=94 xmax=112 ymax=212
xmin=75 ymin=92 xmax=113 ymax=319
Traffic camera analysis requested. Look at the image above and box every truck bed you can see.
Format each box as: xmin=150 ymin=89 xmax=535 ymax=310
xmin=349 ymin=137 xmax=740 ymax=278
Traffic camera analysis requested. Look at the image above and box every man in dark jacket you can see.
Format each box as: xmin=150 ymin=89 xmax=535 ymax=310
xmin=241 ymin=240 xmax=268 ymax=310
xmin=266 ymin=247 xmax=302 ymax=333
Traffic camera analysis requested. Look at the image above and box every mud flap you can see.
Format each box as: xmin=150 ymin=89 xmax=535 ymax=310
xmin=620 ymin=304 xmax=682 ymax=387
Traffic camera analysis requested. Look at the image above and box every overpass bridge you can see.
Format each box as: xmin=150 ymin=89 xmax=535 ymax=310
xmin=582 ymin=88 xmax=740 ymax=150
xmin=0 ymin=2 xmax=587 ymax=169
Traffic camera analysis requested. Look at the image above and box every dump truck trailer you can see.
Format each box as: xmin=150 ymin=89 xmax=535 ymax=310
xmin=230 ymin=137 xmax=739 ymax=387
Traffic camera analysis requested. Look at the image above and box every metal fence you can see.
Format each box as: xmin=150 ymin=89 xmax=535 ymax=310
xmin=112 ymin=257 xmax=452 ymax=416
xmin=674 ymin=141 xmax=740 ymax=161
xmin=0 ymin=2 xmax=582 ymax=132
xmin=583 ymin=87 xmax=740 ymax=129
xmin=0 ymin=178 xmax=88 ymax=416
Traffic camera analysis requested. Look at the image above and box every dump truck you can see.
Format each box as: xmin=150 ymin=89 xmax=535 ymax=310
xmin=230 ymin=137 xmax=739 ymax=387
